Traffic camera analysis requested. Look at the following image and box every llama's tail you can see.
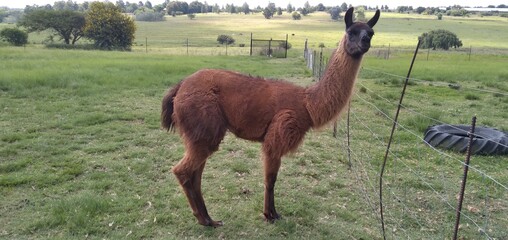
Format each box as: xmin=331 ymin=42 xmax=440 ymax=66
xmin=161 ymin=82 xmax=182 ymax=131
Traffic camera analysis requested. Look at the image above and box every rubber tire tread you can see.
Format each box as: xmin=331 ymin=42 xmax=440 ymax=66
xmin=424 ymin=125 xmax=508 ymax=155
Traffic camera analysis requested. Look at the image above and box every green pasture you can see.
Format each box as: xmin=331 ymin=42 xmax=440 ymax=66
xmin=2 ymin=11 xmax=507 ymax=52
xmin=1 ymin=10 xmax=507 ymax=239
xmin=132 ymin=12 xmax=508 ymax=51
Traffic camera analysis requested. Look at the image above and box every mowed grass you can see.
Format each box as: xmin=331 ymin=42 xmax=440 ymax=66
xmin=1 ymin=11 xmax=507 ymax=239
xmin=1 ymin=47 xmax=368 ymax=239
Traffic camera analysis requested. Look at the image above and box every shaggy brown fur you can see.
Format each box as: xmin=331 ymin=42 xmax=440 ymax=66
xmin=161 ymin=7 xmax=380 ymax=227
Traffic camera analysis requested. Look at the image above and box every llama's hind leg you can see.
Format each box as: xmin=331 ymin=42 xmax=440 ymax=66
xmin=262 ymin=110 xmax=307 ymax=223
xmin=262 ymin=153 xmax=282 ymax=222
xmin=172 ymin=141 xmax=224 ymax=227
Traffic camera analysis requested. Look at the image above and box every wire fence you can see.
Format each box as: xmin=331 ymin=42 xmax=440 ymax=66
xmin=305 ymin=42 xmax=508 ymax=239
xmin=133 ymin=33 xmax=289 ymax=57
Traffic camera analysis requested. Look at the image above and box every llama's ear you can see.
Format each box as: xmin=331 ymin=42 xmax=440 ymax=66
xmin=367 ymin=9 xmax=380 ymax=28
xmin=345 ymin=7 xmax=354 ymax=30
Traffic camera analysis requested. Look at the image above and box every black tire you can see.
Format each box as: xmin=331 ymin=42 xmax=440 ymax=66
xmin=424 ymin=125 xmax=508 ymax=155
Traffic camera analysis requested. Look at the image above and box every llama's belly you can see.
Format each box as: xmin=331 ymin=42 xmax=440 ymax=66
xmin=223 ymin=102 xmax=273 ymax=142
xmin=227 ymin=120 xmax=269 ymax=142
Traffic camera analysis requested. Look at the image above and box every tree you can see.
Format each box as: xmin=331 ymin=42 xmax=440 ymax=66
xmin=0 ymin=9 xmax=9 ymax=22
xmin=262 ymin=3 xmax=276 ymax=19
xmin=276 ymin=7 xmax=282 ymax=15
xmin=153 ymin=4 xmax=165 ymax=13
xmin=397 ymin=6 xmax=410 ymax=13
xmin=340 ymin=2 xmax=348 ymax=11
xmin=316 ymin=3 xmax=325 ymax=11
xmin=286 ymin=3 xmax=293 ymax=13
xmin=217 ymin=34 xmax=234 ymax=45
xmin=415 ymin=6 xmax=426 ymax=14
xmin=419 ymin=29 xmax=463 ymax=50
xmin=355 ymin=6 xmax=366 ymax=21
xmin=167 ymin=1 xmax=189 ymax=15
xmin=189 ymin=1 xmax=204 ymax=13
xmin=291 ymin=11 xmax=301 ymax=20
xmin=136 ymin=11 xmax=165 ymax=21
xmin=18 ymin=9 xmax=85 ymax=45
xmin=116 ymin=0 xmax=126 ymax=12
xmin=201 ymin=2 xmax=209 ymax=13
xmin=226 ymin=4 xmax=237 ymax=14
xmin=212 ymin=4 xmax=220 ymax=14
xmin=242 ymin=3 xmax=250 ymax=14
xmin=301 ymin=8 xmax=309 ymax=16
xmin=329 ymin=7 xmax=341 ymax=21
xmin=84 ymin=2 xmax=136 ymax=50
xmin=0 ymin=28 xmax=28 ymax=46
xmin=126 ymin=3 xmax=138 ymax=13
xmin=303 ymin=1 xmax=311 ymax=13
xmin=263 ymin=7 xmax=273 ymax=19
xmin=144 ymin=1 xmax=152 ymax=9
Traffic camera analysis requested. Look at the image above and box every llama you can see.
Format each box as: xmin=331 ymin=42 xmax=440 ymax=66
xmin=161 ymin=7 xmax=380 ymax=227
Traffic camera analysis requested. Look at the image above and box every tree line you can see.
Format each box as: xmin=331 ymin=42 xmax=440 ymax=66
xmin=1 ymin=2 xmax=135 ymax=50
xmin=1 ymin=1 xmax=503 ymax=50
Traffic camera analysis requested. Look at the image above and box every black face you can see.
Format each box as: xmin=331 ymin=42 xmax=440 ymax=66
xmin=343 ymin=8 xmax=380 ymax=58
xmin=345 ymin=23 xmax=375 ymax=58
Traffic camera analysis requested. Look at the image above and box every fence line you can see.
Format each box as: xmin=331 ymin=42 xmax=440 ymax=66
xmin=356 ymin=81 xmax=508 ymax=154
xmin=353 ymin=92 xmax=496 ymax=239
xmin=137 ymin=34 xmax=289 ymax=57
xmin=361 ymin=67 xmax=508 ymax=97
xmin=304 ymin=42 xmax=507 ymax=239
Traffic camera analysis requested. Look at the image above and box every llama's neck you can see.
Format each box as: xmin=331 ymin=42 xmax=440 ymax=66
xmin=305 ymin=36 xmax=363 ymax=128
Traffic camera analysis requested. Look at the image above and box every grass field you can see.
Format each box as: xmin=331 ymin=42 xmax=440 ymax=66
xmin=1 ymin=10 xmax=507 ymax=239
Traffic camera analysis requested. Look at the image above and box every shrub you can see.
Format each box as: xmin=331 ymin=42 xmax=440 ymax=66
xmin=0 ymin=28 xmax=28 ymax=46
xmin=419 ymin=29 xmax=463 ymax=50
xmin=217 ymin=34 xmax=235 ymax=45
xmin=135 ymin=12 xmax=165 ymax=21
xmin=292 ymin=11 xmax=301 ymax=20
xmin=278 ymin=41 xmax=292 ymax=50
xmin=437 ymin=13 xmax=443 ymax=20
xmin=446 ymin=9 xmax=469 ymax=17
xmin=187 ymin=14 xmax=195 ymax=20
xmin=45 ymin=43 xmax=97 ymax=50
xmin=465 ymin=93 xmax=480 ymax=100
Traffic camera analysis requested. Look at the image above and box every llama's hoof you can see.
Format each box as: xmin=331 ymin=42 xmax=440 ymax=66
xmin=264 ymin=212 xmax=281 ymax=223
xmin=211 ymin=220 xmax=224 ymax=228
xmin=200 ymin=219 xmax=224 ymax=227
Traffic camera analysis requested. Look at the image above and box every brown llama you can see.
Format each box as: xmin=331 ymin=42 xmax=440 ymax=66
xmin=161 ymin=7 xmax=380 ymax=227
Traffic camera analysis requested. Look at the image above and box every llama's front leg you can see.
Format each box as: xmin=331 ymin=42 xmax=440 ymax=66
xmin=262 ymin=110 xmax=307 ymax=223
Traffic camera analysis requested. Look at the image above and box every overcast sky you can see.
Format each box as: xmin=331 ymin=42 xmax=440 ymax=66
xmin=1 ymin=0 xmax=506 ymax=9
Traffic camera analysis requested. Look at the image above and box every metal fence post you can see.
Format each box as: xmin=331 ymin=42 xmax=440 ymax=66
xmin=250 ymin=32 xmax=253 ymax=56
xmin=453 ymin=116 xmax=477 ymax=240
xmin=379 ymin=39 xmax=421 ymax=240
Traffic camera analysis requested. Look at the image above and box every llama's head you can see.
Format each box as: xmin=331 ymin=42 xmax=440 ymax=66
xmin=343 ymin=7 xmax=380 ymax=58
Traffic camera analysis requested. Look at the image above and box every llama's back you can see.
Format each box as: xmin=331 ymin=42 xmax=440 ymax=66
xmin=174 ymin=69 xmax=311 ymax=141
